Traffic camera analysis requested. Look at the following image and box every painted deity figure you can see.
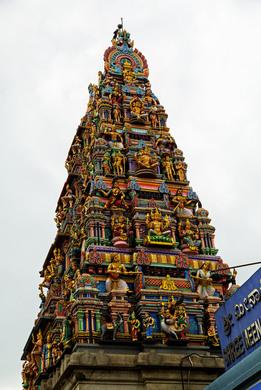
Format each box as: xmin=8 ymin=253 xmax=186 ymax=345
xmin=112 ymin=150 xmax=126 ymax=176
xmin=102 ymin=152 xmax=111 ymax=176
xmin=143 ymin=313 xmax=155 ymax=340
xmin=178 ymin=219 xmax=201 ymax=253
xmin=111 ymin=214 xmax=128 ymax=242
xmin=101 ymin=180 xmax=128 ymax=209
xmin=171 ymin=189 xmax=193 ymax=217
xmin=105 ymin=253 xmax=129 ymax=292
xmin=104 ymin=125 xmax=124 ymax=149
xmin=194 ymin=262 xmax=215 ymax=299
xmin=149 ymin=106 xmax=158 ymax=128
xmin=128 ymin=312 xmax=141 ymax=341
xmin=71 ymin=135 xmax=81 ymax=155
xmin=135 ymin=146 xmax=159 ymax=170
xmin=162 ymin=155 xmax=175 ymax=181
xmin=122 ymin=60 xmax=135 ymax=84
xmin=160 ymin=274 xmax=178 ymax=291
xmin=146 ymin=208 xmax=171 ymax=238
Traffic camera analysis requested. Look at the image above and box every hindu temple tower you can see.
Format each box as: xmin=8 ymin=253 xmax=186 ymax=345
xmin=22 ymin=25 xmax=236 ymax=390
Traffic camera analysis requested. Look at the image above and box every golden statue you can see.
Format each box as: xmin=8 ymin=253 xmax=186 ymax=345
xmin=112 ymin=150 xmax=126 ymax=176
xmin=162 ymin=155 xmax=175 ymax=181
xmin=105 ymin=253 xmax=129 ymax=292
xmin=178 ymin=219 xmax=201 ymax=253
xmin=146 ymin=208 xmax=171 ymax=237
xmin=175 ymin=161 xmax=187 ymax=182
xmin=135 ymin=146 xmax=159 ymax=170
xmin=160 ymin=274 xmax=178 ymax=291
xmin=111 ymin=214 xmax=128 ymax=242
xmin=113 ymin=104 xmax=121 ymax=123
xmin=122 ymin=60 xmax=135 ymax=84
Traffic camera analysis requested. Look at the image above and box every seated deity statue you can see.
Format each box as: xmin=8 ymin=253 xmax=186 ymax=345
xmin=145 ymin=208 xmax=174 ymax=246
xmin=178 ymin=219 xmax=201 ymax=253
xmin=135 ymin=146 xmax=159 ymax=170
xmin=111 ymin=214 xmax=128 ymax=242
xmin=129 ymin=97 xmax=147 ymax=122
xmin=160 ymin=274 xmax=178 ymax=291
xmin=105 ymin=253 xmax=129 ymax=292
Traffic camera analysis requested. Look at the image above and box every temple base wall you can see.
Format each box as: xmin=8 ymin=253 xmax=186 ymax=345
xmin=40 ymin=345 xmax=224 ymax=390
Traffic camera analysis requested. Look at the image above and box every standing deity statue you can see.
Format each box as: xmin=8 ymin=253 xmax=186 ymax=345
xmin=102 ymin=152 xmax=111 ymax=176
xmin=112 ymin=151 xmax=126 ymax=176
xmin=143 ymin=313 xmax=155 ymax=340
xmin=162 ymin=155 xmax=175 ymax=181
xmin=149 ymin=106 xmax=158 ymax=128
xmin=175 ymin=161 xmax=187 ymax=182
xmin=128 ymin=312 xmax=141 ymax=341
xmin=113 ymin=104 xmax=121 ymax=123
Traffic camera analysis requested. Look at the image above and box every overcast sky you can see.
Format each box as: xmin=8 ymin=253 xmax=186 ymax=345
xmin=1 ymin=1 xmax=261 ymax=388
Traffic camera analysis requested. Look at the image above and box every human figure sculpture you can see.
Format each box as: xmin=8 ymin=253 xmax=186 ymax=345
xmin=71 ymin=136 xmax=81 ymax=155
xmin=102 ymin=152 xmax=111 ymax=176
xmin=113 ymin=104 xmax=121 ymax=123
xmin=105 ymin=253 xmax=129 ymax=292
xmin=122 ymin=60 xmax=135 ymax=84
xmin=178 ymin=219 xmax=201 ymax=253
xmin=162 ymin=155 xmax=175 ymax=181
xmin=112 ymin=151 xmax=126 ymax=176
xmin=175 ymin=161 xmax=187 ymax=182
xmin=149 ymin=106 xmax=158 ymax=128
xmin=128 ymin=312 xmax=141 ymax=341
xmin=104 ymin=125 xmax=124 ymax=149
xmin=111 ymin=214 xmax=128 ymax=242
xmin=146 ymin=208 xmax=171 ymax=238
xmin=143 ymin=313 xmax=155 ymax=340
xmin=194 ymin=262 xmax=215 ymax=299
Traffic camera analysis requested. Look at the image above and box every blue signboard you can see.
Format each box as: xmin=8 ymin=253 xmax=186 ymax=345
xmin=215 ymin=267 xmax=261 ymax=370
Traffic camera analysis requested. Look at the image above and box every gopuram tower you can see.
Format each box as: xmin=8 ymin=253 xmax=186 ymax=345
xmin=22 ymin=25 xmax=236 ymax=390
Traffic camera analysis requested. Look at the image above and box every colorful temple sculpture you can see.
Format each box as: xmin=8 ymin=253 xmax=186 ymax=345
xmin=22 ymin=25 xmax=237 ymax=389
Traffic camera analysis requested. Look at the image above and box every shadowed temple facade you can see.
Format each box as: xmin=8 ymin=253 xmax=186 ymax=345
xmin=22 ymin=25 xmax=238 ymax=390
